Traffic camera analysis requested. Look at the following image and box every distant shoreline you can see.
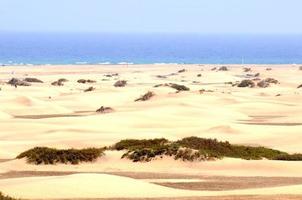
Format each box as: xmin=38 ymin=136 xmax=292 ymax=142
xmin=1 ymin=63 xmax=302 ymax=67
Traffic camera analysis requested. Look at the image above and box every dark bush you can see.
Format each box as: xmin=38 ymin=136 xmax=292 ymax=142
xmin=274 ymin=153 xmax=302 ymax=161
xmin=16 ymin=147 xmax=104 ymax=165
xmin=24 ymin=77 xmax=43 ymax=83
xmin=218 ymin=66 xmax=228 ymax=71
xmin=96 ymin=106 xmax=114 ymax=113
xmin=51 ymin=78 xmax=66 ymax=86
xmin=0 ymin=192 xmax=16 ymax=200
xmin=135 ymin=91 xmax=155 ymax=102
xmin=169 ymin=83 xmax=190 ymax=91
xmin=7 ymin=78 xmax=31 ymax=86
xmin=114 ymin=138 xmax=169 ymax=151
xmin=84 ymin=86 xmax=95 ymax=92
xmin=178 ymin=69 xmax=186 ymax=73
xmin=114 ymin=80 xmax=127 ymax=87
xmin=77 ymin=79 xmax=96 ymax=84
xmin=237 ymin=79 xmax=255 ymax=88
xmin=115 ymin=136 xmax=301 ymax=162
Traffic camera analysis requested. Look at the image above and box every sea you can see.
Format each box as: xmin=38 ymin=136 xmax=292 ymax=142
xmin=0 ymin=32 xmax=302 ymax=65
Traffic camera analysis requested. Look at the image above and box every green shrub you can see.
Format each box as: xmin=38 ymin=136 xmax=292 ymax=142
xmin=114 ymin=138 xmax=169 ymax=151
xmin=0 ymin=192 xmax=17 ymax=200
xmin=274 ymin=153 xmax=302 ymax=161
xmin=115 ymin=137 xmax=302 ymax=162
xmin=17 ymin=147 xmax=104 ymax=165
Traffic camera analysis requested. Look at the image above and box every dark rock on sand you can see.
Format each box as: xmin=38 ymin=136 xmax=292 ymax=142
xmin=84 ymin=86 xmax=95 ymax=92
xmin=237 ymin=79 xmax=255 ymax=88
xmin=266 ymin=68 xmax=272 ymax=71
xmin=178 ymin=69 xmax=186 ymax=73
xmin=197 ymin=74 xmax=202 ymax=77
xmin=24 ymin=78 xmax=43 ymax=83
xmin=96 ymin=106 xmax=114 ymax=113
xmin=114 ymin=80 xmax=127 ymax=87
xmin=8 ymin=78 xmax=31 ymax=86
xmin=135 ymin=91 xmax=155 ymax=102
xmin=211 ymin=67 xmax=217 ymax=71
xmin=297 ymin=84 xmax=302 ymax=88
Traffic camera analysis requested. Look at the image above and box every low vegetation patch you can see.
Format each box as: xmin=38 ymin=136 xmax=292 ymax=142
xmin=0 ymin=192 xmax=16 ymax=200
xmin=135 ymin=91 xmax=155 ymax=102
xmin=7 ymin=78 xmax=31 ymax=87
xmin=113 ymin=137 xmax=302 ymax=162
xmin=274 ymin=153 xmax=302 ymax=161
xmin=51 ymin=78 xmax=68 ymax=86
xmin=17 ymin=137 xmax=302 ymax=165
xmin=17 ymin=147 xmax=104 ymax=165
xmin=84 ymin=86 xmax=95 ymax=92
xmin=24 ymin=77 xmax=43 ymax=83
xmin=77 ymin=79 xmax=96 ymax=84
xmin=114 ymin=80 xmax=127 ymax=87
xmin=237 ymin=79 xmax=255 ymax=88
xmin=96 ymin=106 xmax=114 ymax=113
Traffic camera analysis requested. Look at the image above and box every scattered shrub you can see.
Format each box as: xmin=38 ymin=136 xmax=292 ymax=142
xmin=51 ymin=78 xmax=67 ymax=86
xmin=178 ymin=69 xmax=186 ymax=73
xmin=58 ymin=78 xmax=68 ymax=82
xmin=169 ymin=83 xmax=190 ymax=91
xmin=114 ymin=80 xmax=127 ymax=87
xmin=24 ymin=77 xmax=43 ymax=83
xmin=274 ymin=153 xmax=302 ymax=161
xmin=0 ymin=192 xmax=16 ymax=200
xmin=264 ymin=78 xmax=279 ymax=84
xmin=7 ymin=78 xmax=31 ymax=86
xmin=257 ymin=80 xmax=270 ymax=88
xmin=77 ymin=79 xmax=96 ymax=84
xmin=156 ymin=75 xmax=167 ymax=79
xmin=135 ymin=91 xmax=155 ymax=102
xmin=218 ymin=66 xmax=228 ymax=71
xmin=16 ymin=147 xmax=104 ymax=165
xmin=96 ymin=106 xmax=114 ymax=113
xmin=114 ymin=138 xmax=169 ymax=151
xmin=115 ymin=136 xmax=302 ymax=162
xmin=237 ymin=79 xmax=255 ymax=88
xmin=84 ymin=86 xmax=95 ymax=92
xmin=243 ymin=67 xmax=251 ymax=72
xmin=104 ymin=73 xmax=118 ymax=77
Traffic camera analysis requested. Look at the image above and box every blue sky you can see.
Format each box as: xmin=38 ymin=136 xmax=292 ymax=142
xmin=0 ymin=0 xmax=301 ymax=33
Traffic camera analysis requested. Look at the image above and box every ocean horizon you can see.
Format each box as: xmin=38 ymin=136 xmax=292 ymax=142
xmin=1 ymin=32 xmax=302 ymax=65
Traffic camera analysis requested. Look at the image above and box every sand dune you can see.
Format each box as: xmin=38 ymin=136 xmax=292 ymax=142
xmin=1 ymin=64 xmax=302 ymax=199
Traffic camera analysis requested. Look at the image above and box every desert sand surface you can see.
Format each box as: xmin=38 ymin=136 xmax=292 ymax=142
xmin=1 ymin=64 xmax=302 ymax=199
